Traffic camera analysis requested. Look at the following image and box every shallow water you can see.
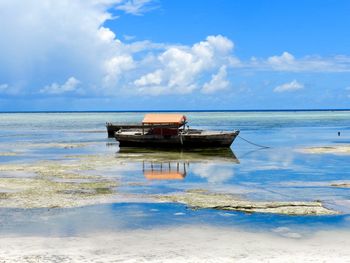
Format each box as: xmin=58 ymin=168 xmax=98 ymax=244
xmin=1 ymin=111 xmax=350 ymax=237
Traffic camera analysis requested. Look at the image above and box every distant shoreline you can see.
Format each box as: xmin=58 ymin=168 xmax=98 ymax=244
xmin=1 ymin=109 xmax=350 ymax=114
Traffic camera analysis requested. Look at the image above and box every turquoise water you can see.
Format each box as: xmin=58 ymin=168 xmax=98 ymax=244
xmin=0 ymin=111 xmax=350 ymax=236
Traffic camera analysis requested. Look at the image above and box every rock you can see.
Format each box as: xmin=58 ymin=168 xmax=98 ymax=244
xmin=156 ymin=190 xmax=338 ymax=215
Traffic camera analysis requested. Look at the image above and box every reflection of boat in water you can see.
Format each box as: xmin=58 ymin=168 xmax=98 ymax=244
xmin=107 ymin=114 xmax=239 ymax=148
xmin=143 ymin=161 xmax=188 ymax=180
xmin=116 ymin=147 xmax=239 ymax=163
xmin=116 ymin=148 xmax=239 ymax=181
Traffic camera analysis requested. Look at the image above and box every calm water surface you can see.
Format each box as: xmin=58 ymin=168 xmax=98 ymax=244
xmin=0 ymin=111 xmax=350 ymax=236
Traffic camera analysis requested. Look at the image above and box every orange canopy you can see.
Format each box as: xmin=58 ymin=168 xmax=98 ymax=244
xmin=144 ymin=171 xmax=186 ymax=180
xmin=142 ymin=114 xmax=187 ymax=125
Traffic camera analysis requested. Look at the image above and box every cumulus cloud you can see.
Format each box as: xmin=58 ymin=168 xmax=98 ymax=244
xmin=115 ymin=0 xmax=158 ymax=15
xmin=40 ymin=77 xmax=82 ymax=95
xmin=123 ymin=34 xmax=136 ymax=41
xmin=0 ymin=1 xmax=237 ymax=98
xmin=268 ymin=51 xmax=295 ymax=66
xmin=0 ymin=84 xmax=9 ymax=93
xmin=0 ymin=83 xmax=21 ymax=95
xmin=346 ymin=87 xmax=350 ymax=98
xmin=251 ymin=52 xmax=350 ymax=72
xmin=134 ymin=35 xmax=236 ymax=95
xmin=202 ymin=66 xmax=229 ymax=93
xmin=9 ymin=0 xmax=349 ymax=101
xmin=103 ymin=55 xmax=135 ymax=90
xmin=134 ymin=70 xmax=162 ymax=86
xmin=274 ymin=80 xmax=304 ymax=93
xmin=0 ymin=0 xmax=157 ymax=97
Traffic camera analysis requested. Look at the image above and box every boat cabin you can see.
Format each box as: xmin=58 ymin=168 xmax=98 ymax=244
xmin=141 ymin=114 xmax=187 ymax=136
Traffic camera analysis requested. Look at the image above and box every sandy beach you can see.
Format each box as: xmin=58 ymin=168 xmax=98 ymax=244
xmin=1 ymin=226 xmax=350 ymax=262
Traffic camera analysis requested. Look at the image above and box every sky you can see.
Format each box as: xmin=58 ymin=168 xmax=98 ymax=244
xmin=0 ymin=0 xmax=350 ymax=111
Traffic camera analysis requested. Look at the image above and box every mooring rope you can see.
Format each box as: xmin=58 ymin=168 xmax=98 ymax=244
xmin=238 ymin=135 xmax=270 ymax=149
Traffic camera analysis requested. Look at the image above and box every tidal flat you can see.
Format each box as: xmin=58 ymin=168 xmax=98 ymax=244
xmin=297 ymin=145 xmax=350 ymax=155
xmin=1 ymin=111 xmax=350 ymax=261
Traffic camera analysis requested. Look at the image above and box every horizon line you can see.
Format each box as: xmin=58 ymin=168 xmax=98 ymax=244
xmin=1 ymin=109 xmax=350 ymax=113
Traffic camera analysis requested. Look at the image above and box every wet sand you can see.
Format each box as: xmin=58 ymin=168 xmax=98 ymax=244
xmin=1 ymin=226 xmax=350 ymax=262
xmin=297 ymin=145 xmax=350 ymax=155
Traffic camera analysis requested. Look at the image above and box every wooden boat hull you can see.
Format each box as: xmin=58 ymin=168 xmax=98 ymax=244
xmin=106 ymin=123 xmax=140 ymax=138
xmin=106 ymin=123 xmax=182 ymax=138
xmin=115 ymin=131 xmax=239 ymax=148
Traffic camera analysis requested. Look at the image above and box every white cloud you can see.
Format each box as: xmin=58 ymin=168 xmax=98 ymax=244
xmin=0 ymin=84 xmax=9 ymax=93
xmin=0 ymin=1 xmax=238 ymax=97
xmin=98 ymin=27 xmax=118 ymax=43
xmin=0 ymin=83 xmax=21 ymax=95
xmin=274 ymin=80 xmax=304 ymax=93
xmin=5 ymin=0 xmax=349 ymax=102
xmin=134 ymin=35 xmax=236 ymax=95
xmin=103 ymin=55 xmax=135 ymax=89
xmin=40 ymin=77 xmax=82 ymax=95
xmin=134 ymin=69 xmax=162 ymax=86
xmin=202 ymin=66 xmax=229 ymax=93
xmin=115 ymin=0 xmax=158 ymax=15
xmin=268 ymin=51 xmax=295 ymax=66
xmin=250 ymin=52 xmax=350 ymax=72
xmin=346 ymin=87 xmax=350 ymax=98
xmin=123 ymin=34 xmax=136 ymax=41
xmin=0 ymin=0 xmax=157 ymax=97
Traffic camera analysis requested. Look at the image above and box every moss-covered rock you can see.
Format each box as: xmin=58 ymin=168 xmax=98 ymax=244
xmin=331 ymin=183 xmax=350 ymax=188
xmin=156 ymin=190 xmax=337 ymax=215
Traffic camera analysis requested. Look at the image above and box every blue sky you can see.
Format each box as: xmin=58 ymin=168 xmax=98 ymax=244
xmin=0 ymin=0 xmax=349 ymax=111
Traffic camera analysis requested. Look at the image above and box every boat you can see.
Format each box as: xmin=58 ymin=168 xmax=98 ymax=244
xmin=115 ymin=147 xmax=240 ymax=180
xmin=106 ymin=114 xmax=239 ymax=148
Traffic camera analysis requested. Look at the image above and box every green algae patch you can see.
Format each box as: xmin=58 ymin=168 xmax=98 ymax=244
xmin=156 ymin=190 xmax=338 ymax=215
xmin=63 ymin=154 xmax=119 ymax=165
xmin=0 ymin=175 xmax=119 ymax=208
xmin=0 ymin=192 xmax=10 ymax=199
xmin=34 ymin=142 xmax=90 ymax=149
xmin=331 ymin=183 xmax=350 ymax=188
xmin=0 ymin=155 xmax=121 ymax=208
xmin=0 ymin=152 xmax=18 ymax=156
xmin=297 ymin=145 xmax=350 ymax=155
xmin=0 ymin=153 xmax=118 ymax=174
xmin=11 ymin=142 xmax=93 ymax=150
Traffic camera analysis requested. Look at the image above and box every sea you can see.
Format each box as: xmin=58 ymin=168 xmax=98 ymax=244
xmin=0 ymin=111 xmax=350 ymax=237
